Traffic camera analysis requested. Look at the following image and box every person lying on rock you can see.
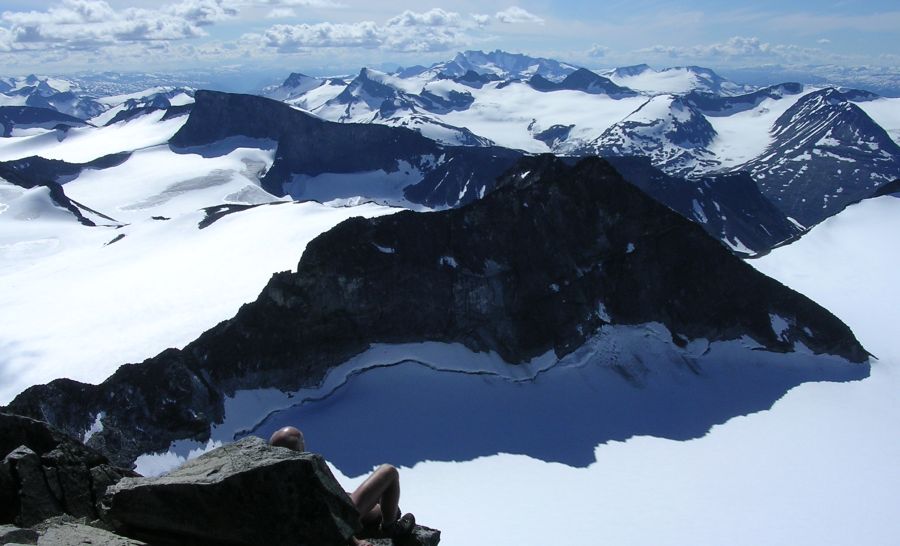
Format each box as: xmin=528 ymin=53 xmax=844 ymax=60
xmin=269 ymin=426 xmax=416 ymax=546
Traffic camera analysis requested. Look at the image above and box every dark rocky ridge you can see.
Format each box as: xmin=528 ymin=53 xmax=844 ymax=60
xmin=529 ymin=69 xmax=636 ymax=97
xmin=5 ymin=155 xmax=867 ymax=468
xmin=170 ymin=90 xmax=522 ymax=207
xmin=0 ymin=106 xmax=88 ymax=136
xmin=0 ymin=159 xmax=127 ymax=227
xmin=872 ymin=178 xmax=900 ymax=197
xmin=732 ymin=87 xmax=900 ymax=226
xmin=606 ymin=156 xmax=803 ymax=255
xmin=685 ymin=83 xmax=805 ymax=116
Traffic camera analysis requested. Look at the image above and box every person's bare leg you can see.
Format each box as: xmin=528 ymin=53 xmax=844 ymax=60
xmin=349 ymin=464 xmax=401 ymax=525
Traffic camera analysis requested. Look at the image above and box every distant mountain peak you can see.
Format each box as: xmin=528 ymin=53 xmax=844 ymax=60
xmin=608 ymin=64 xmax=653 ymax=78
xmin=437 ymin=49 xmax=579 ymax=81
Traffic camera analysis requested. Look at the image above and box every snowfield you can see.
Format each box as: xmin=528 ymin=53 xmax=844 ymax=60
xmin=0 ymin=109 xmax=189 ymax=163
xmin=0 ymin=187 xmax=398 ymax=404
xmin=438 ymin=82 xmax=646 ymax=152
xmin=706 ymin=93 xmax=808 ymax=170
xmin=856 ymin=97 xmax=900 ymax=147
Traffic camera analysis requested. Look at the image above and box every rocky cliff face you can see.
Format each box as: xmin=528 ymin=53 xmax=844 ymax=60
xmin=4 ymin=156 xmax=868 ymax=469
xmin=0 ymin=413 xmax=136 ymax=527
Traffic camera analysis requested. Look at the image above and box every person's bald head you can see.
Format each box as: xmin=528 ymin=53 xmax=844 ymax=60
xmin=269 ymin=426 xmax=305 ymax=451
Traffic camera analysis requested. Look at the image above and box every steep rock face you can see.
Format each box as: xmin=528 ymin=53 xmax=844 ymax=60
xmin=0 ymin=413 xmax=135 ymax=527
xmin=733 ymin=87 xmax=900 ymax=226
xmin=5 ymin=156 xmax=867 ymax=467
xmin=169 ymin=90 xmax=522 ymax=207
xmin=606 ymin=156 xmax=802 ymax=255
xmin=103 ymin=436 xmax=360 ymax=546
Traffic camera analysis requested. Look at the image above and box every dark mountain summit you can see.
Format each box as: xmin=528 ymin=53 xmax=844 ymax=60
xmin=685 ymin=83 xmax=805 ymax=116
xmin=5 ymin=155 xmax=867 ymax=467
xmin=732 ymin=87 xmax=900 ymax=226
xmin=529 ymin=69 xmax=636 ymax=97
xmin=607 ymin=64 xmax=653 ymax=79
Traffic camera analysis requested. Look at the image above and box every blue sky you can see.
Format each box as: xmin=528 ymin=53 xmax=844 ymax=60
xmin=0 ymin=0 xmax=898 ymax=75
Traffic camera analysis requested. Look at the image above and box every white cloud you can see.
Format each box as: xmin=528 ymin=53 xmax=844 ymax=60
xmin=248 ymin=0 xmax=345 ymax=7
xmin=266 ymin=8 xmax=296 ymax=19
xmin=260 ymin=21 xmax=381 ymax=52
xmin=386 ymin=8 xmax=461 ymax=28
xmin=0 ymin=0 xmax=236 ymax=48
xmin=252 ymin=8 xmax=474 ymax=53
xmin=472 ymin=14 xmax=491 ymax=27
xmin=0 ymin=27 xmax=12 ymax=51
xmin=165 ymin=0 xmax=237 ymax=26
xmin=588 ymin=44 xmax=608 ymax=58
xmin=818 ymin=38 xmax=831 ymax=44
xmin=494 ymin=6 xmax=544 ymax=25
xmin=637 ymin=36 xmax=827 ymax=64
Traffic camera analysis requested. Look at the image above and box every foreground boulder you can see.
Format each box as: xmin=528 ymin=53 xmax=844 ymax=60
xmin=0 ymin=413 xmax=134 ymax=527
xmin=103 ymin=436 xmax=361 ymax=546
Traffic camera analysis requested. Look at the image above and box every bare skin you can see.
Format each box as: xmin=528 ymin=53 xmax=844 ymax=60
xmin=268 ymin=427 xmax=409 ymax=546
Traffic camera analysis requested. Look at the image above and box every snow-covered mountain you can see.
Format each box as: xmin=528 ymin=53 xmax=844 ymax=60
xmin=732 ymin=87 xmax=900 ymax=226
xmin=602 ymin=64 xmax=754 ymax=96
xmin=260 ymin=53 xmax=898 ymax=226
xmin=581 ymin=94 xmax=719 ymax=177
xmin=427 ymin=49 xmax=579 ymax=81
xmin=0 ymin=75 xmax=106 ymax=120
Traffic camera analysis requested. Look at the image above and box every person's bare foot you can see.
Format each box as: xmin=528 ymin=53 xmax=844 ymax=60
xmin=350 ymin=537 xmax=373 ymax=546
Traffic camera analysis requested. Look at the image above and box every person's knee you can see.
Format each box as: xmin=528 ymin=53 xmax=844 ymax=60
xmin=377 ymin=464 xmax=399 ymax=481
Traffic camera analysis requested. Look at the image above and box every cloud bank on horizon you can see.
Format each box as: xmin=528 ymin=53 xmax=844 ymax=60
xmin=0 ymin=0 xmax=898 ymax=74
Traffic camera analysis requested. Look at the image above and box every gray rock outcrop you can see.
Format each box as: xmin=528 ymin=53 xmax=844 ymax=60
xmin=102 ymin=436 xmax=361 ymax=546
xmin=0 ymin=413 xmax=135 ymax=527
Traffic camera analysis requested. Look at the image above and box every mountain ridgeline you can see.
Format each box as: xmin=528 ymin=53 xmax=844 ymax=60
xmin=4 ymin=156 xmax=868 ymax=467
xmin=169 ymin=90 xmax=522 ymax=208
